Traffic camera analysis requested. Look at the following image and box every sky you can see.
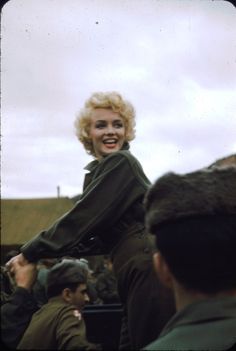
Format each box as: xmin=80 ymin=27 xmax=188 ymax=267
xmin=1 ymin=0 xmax=236 ymax=199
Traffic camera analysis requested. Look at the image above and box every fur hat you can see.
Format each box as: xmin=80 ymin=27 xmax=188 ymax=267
xmin=145 ymin=166 xmax=236 ymax=231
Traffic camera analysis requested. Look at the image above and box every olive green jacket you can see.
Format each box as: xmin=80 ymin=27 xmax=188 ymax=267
xmin=21 ymin=150 xmax=151 ymax=262
xmin=17 ymin=297 xmax=97 ymax=350
xmin=143 ymin=296 xmax=236 ymax=350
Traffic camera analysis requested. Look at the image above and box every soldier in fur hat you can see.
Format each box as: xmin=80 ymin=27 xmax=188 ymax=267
xmin=143 ymin=166 xmax=236 ymax=351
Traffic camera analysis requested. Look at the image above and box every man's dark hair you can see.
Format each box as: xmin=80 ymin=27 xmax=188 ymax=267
xmin=47 ymin=282 xmax=83 ymax=299
xmin=46 ymin=259 xmax=87 ymax=298
xmin=145 ymin=166 xmax=236 ymax=293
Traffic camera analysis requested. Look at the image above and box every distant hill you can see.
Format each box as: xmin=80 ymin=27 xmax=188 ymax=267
xmin=1 ymin=197 xmax=75 ymax=246
xmin=1 ymin=196 xmax=104 ymax=271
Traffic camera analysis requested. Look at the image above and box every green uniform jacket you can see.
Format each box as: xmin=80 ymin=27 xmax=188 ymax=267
xmin=143 ymin=296 xmax=236 ymax=350
xmin=17 ymin=297 xmax=97 ymax=350
xmin=21 ymin=150 xmax=151 ymax=262
xmin=19 ymin=149 xmax=176 ymax=349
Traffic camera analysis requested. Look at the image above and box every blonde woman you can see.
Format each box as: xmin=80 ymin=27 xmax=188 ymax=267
xmin=7 ymin=92 xmax=175 ymax=349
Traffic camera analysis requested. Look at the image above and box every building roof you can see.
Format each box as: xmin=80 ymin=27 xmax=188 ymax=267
xmin=1 ymin=197 xmax=75 ymax=245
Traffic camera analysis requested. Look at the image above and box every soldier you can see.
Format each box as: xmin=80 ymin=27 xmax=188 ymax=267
xmin=96 ymin=256 xmax=120 ymax=304
xmin=18 ymin=259 xmax=100 ymax=350
xmin=143 ymin=166 xmax=236 ymax=350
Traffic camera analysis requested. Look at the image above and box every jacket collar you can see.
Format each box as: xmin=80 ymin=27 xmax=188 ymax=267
xmin=84 ymin=142 xmax=130 ymax=172
xmin=160 ymin=296 xmax=236 ymax=337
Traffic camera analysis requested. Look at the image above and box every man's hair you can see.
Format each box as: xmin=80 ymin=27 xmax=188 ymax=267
xmin=46 ymin=259 xmax=87 ymax=298
xmin=144 ymin=166 xmax=236 ymax=293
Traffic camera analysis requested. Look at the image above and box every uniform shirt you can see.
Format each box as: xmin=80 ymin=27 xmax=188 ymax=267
xmin=17 ymin=297 xmax=97 ymax=350
xmin=143 ymin=296 xmax=236 ymax=350
xmin=20 ymin=150 xmax=151 ymax=262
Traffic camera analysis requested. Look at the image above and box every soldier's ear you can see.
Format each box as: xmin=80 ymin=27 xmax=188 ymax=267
xmin=62 ymin=288 xmax=73 ymax=303
xmin=153 ymin=252 xmax=173 ymax=289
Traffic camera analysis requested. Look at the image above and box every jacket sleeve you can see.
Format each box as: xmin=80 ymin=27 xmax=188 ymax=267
xmin=21 ymin=152 xmax=150 ymax=262
xmin=1 ymin=287 xmax=38 ymax=349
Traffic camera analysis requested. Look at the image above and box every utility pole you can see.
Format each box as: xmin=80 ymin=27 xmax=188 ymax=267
xmin=57 ymin=185 xmax=60 ymax=198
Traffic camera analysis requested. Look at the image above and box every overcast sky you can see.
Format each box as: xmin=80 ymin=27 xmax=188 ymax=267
xmin=1 ymin=0 xmax=236 ymax=199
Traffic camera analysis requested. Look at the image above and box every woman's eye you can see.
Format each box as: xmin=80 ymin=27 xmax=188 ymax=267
xmin=95 ymin=123 xmax=106 ymax=129
xmin=114 ymin=122 xmax=123 ymax=128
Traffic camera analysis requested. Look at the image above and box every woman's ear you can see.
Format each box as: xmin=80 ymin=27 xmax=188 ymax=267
xmin=62 ymin=288 xmax=73 ymax=303
xmin=153 ymin=252 xmax=173 ymax=289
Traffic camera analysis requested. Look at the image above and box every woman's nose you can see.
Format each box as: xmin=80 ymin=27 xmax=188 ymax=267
xmin=105 ymin=125 xmax=115 ymax=134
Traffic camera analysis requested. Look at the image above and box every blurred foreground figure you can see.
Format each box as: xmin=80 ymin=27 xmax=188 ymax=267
xmin=1 ymin=261 xmax=38 ymax=349
xmin=143 ymin=165 xmax=236 ymax=350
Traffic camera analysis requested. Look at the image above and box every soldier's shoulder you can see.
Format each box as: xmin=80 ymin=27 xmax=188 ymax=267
xmin=58 ymin=304 xmax=83 ymax=322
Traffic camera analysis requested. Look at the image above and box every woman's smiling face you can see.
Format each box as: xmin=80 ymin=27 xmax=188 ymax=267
xmin=89 ymin=108 xmax=126 ymax=159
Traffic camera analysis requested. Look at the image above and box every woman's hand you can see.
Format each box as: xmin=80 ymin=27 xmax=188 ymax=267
xmin=6 ymin=253 xmax=29 ymax=274
xmin=12 ymin=260 xmax=37 ymax=291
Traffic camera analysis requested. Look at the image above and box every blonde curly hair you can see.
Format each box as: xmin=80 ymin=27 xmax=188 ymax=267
xmin=74 ymin=91 xmax=136 ymax=157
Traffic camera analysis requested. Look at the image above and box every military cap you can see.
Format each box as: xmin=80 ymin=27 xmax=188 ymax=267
xmin=145 ymin=165 xmax=236 ymax=230
xmin=47 ymin=259 xmax=87 ymax=290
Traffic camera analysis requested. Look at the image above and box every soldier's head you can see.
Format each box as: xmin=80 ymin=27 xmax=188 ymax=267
xmin=144 ymin=166 xmax=236 ymax=295
xmin=46 ymin=259 xmax=90 ymax=310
